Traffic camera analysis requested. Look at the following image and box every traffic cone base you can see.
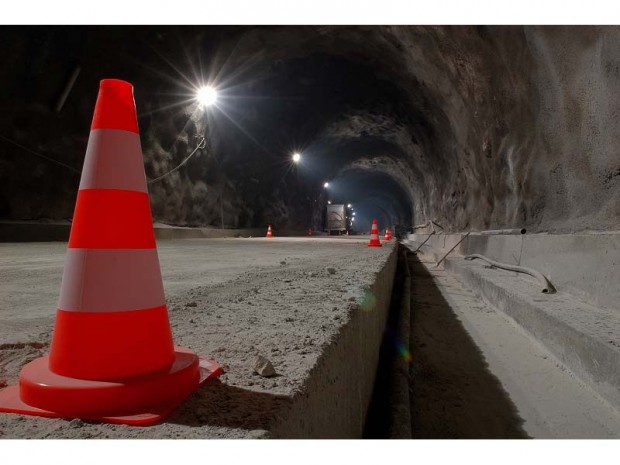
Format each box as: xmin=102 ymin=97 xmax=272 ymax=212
xmin=0 ymin=348 xmax=222 ymax=426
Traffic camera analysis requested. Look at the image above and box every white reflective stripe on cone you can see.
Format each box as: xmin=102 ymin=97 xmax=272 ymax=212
xmin=58 ymin=248 xmax=166 ymax=312
xmin=79 ymin=129 xmax=147 ymax=193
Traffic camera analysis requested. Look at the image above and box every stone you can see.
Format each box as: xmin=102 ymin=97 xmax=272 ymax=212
xmin=69 ymin=419 xmax=84 ymax=428
xmin=254 ymin=355 xmax=276 ymax=377
xmin=325 ymin=266 xmax=336 ymax=275
xmin=185 ymin=301 xmax=197 ymax=307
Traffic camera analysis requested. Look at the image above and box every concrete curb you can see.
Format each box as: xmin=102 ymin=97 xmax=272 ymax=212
xmin=269 ymin=243 xmax=399 ymax=438
xmin=0 ymin=222 xmax=308 ymax=242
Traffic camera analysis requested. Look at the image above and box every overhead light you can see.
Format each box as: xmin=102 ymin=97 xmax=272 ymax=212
xmin=323 ymin=182 xmax=329 ymax=188
xmin=196 ymin=85 xmax=218 ymax=107
xmin=292 ymin=153 xmax=301 ymax=163
xmin=347 ymin=204 xmax=352 ymax=208
xmin=352 ymin=212 xmax=356 ymax=216
xmin=327 ymin=200 xmax=331 ymax=204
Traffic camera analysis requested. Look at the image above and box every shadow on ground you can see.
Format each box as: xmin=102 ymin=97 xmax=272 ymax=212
xmin=166 ymin=379 xmax=292 ymax=434
xmin=406 ymin=251 xmax=529 ymax=439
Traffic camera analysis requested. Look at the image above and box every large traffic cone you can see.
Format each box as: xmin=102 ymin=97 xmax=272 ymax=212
xmin=0 ymin=79 xmax=222 ymax=426
xmin=266 ymin=225 xmax=273 ymax=238
xmin=368 ymin=219 xmax=383 ymax=247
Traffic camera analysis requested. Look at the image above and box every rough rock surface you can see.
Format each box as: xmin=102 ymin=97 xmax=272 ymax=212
xmin=0 ymin=26 xmax=618 ymax=232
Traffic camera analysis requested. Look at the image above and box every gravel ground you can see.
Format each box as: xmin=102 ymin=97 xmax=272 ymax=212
xmin=0 ymin=237 xmax=394 ymax=438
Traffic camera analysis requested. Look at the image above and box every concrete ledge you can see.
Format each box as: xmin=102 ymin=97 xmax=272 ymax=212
xmin=270 ymin=243 xmax=398 ymax=438
xmin=407 ymin=232 xmax=620 ymax=311
xmin=0 ymin=221 xmax=307 ymax=242
xmin=0 ymin=238 xmax=398 ymax=438
xmin=444 ymin=256 xmax=620 ymax=410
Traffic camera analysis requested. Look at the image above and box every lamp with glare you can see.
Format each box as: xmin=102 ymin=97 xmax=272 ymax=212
xmin=347 ymin=204 xmax=352 ymax=208
xmin=292 ymin=153 xmax=301 ymax=163
xmin=353 ymin=212 xmax=356 ymax=216
xmin=196 ymin=85 xmax=218 ymax=107
xmin=323 ymin=182 xmax=329 ymax=188
xmin=327 ymin=200 xmax=331 ymax=204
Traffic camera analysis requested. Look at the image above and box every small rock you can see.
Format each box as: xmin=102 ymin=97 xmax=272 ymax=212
xmin=254 ymin=355 xmax=276 ymax=377
xmin=185 ymin=301 xmax=197 ymax=308
xmin=69 ymin=419 xmax=84 ymax=428
xmin=325 ymin=266 xmax=336 ymax=275
xmin=285 ymin=317 xmax=294 ymax=322
xmin=282 ymin=278 xmax=292 ymax=283
xmin=280 ymin=261 xmax=287 ymax=265
xmin=307 ymin=271 xmax=318 ymax=278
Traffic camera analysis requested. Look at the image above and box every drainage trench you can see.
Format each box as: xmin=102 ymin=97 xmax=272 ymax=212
xmin=364 ymin=245 xmax=530 ymax=439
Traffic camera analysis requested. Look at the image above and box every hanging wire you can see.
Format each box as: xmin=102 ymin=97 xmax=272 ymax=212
xmin=0 ymin=133 xmax=81 ymax=174
xmin=147 ymin=137 xmax=206 ymax=184
xmin=0 ymin=132 xmax=207 ymax=185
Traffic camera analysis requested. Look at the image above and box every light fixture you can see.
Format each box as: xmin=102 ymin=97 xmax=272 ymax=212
xmin=196 ymin=85 xmax=218 ymax=107
xmin=352 ymin=212 xmax=356 ymax=216
xmin=327 ymin=200 xmax=331 ymax=204
xmin=292 ymin=153 xmax=301 ymax=163
xmin=347 ymin=204 xmax=352 ymax=208
xmin=323 ymin=182 xmax=329 ymax=188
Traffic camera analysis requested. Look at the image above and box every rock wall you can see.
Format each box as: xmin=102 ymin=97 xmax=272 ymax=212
xmin=0 ymin=26 xmax=618 ymax=232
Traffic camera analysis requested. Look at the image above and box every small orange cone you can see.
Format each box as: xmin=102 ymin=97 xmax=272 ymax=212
xmin=266 ymin=225 xmax=273 ymax=238
xmin=384 ymin=227 xmax=392 ymax=241
xmin=307 ymin=228 xmax=312 ymax=236
xmin=346 ymin=230 xmax=350 ymax=236
xmin=339 ymin=230 xmax=342 ymax=236
xmin=368 ymin=219 xmax=383 ymax=247
xmin=0 ymin=79 xmax=222 ymax=426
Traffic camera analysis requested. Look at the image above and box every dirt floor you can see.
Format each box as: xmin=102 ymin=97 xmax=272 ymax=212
xmin=0 ymin=237 xmax=394 ymax=438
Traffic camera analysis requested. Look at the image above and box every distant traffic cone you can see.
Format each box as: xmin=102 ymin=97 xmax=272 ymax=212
xmin=266 ymin=225 xmax=273 ymax=238
xmin=0 ymin=79 xmax=222 ymax=426
xmin=339 ymin=230 xmax=342 ymax=236
xmin=346 ymin=230 xmax=349 ymax=236
xmin=307 ymin=228 xmax=312 ymax=236
xmin=368 ymin=219 xmax=383 ymax=247
xmin=384 ymin=227 xmax=392 ymax=241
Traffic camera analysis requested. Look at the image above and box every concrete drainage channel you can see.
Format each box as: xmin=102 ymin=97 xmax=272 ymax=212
xmin=402 ymin=232 xmax=620 ymax=438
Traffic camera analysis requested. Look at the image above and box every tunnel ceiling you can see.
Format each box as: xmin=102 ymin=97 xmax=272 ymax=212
xmin=1 ymin=26 xmax=619 ymax=232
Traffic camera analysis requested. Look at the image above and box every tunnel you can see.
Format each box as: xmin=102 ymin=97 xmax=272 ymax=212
xmin=1 ymin=23 xmax=620 ymax=443
xmin=3 ymin=26 xmax=618 ymax=234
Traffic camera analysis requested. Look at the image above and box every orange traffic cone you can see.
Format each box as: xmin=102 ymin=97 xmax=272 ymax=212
xmin=0 ymin=79 xmax=222 ymax=426
xmin=339 ymin=230 xmax=342 ymax=236
xmin=266 ymin=225 xmax=273 ymax=238
xmin=307 ymin=228 xmax=312 ymax=236
xmin=384 ymin=227 xmax=392 ymax=241
xmin=368 ymin=219 xmax=383 ymax=247
xmin=346 ymin=230 xmax=349 ymax=236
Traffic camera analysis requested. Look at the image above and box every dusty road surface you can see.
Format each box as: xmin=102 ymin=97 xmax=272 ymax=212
xmin=0 ymin=236 xmax=394 ymax=438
